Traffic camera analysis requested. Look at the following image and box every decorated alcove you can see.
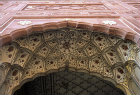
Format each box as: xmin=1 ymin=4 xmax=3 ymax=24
xmin=0 ymin=21 xmax=140 ymax=95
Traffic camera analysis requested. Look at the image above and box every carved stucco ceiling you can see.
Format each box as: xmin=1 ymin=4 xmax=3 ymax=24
xmin=0 ymin=27 xmax=139 ymax=95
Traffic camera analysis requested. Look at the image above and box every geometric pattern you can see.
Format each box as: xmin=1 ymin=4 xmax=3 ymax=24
xmin=0 ymin=27 xmax=138 ymax=95
xmin=14 ymin=70 xmax=125 ymax=95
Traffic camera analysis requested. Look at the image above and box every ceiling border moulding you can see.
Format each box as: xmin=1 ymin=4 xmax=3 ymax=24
xmin=0 ymin=20 xmax=140 ymax=47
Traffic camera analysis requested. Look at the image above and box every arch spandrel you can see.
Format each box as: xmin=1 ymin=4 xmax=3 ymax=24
xmin=0 ymin=26 xmax=139 ymax=95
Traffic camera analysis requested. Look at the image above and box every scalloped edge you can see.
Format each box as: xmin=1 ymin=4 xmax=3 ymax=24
xmin=0 ymin=20 xmax=140 ymax=47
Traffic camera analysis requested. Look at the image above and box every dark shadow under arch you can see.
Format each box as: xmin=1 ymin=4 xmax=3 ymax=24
xmin=13 ymin=70 xmax=125 ymax=95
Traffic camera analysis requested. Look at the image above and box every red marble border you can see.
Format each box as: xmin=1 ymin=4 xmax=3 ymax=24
xmin=0 ymin=20 xmax=140 ymax=47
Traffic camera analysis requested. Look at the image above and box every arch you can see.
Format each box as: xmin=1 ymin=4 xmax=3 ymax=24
xmin=0 ymin=22 xmax=139 ymax=95
xmin=13 ymin=70 xmax=126 ymax=95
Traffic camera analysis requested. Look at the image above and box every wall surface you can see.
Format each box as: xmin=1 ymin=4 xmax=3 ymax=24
xmin=0 ymin=0 xmax=140 ymax=45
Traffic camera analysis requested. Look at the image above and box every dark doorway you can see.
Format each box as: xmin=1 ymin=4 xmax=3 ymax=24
xmin=14 ymin=70 xmax=125 ymax=95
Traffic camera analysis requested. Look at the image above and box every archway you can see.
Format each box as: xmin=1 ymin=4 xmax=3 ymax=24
xmin=13 ymin=70 xmax=125 ymax=95
xmin=0 ymin=23 xmax=139 ymax=95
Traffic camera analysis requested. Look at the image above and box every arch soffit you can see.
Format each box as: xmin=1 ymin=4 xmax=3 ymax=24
xmin=0 ymin=21 xmax=139 ymax=95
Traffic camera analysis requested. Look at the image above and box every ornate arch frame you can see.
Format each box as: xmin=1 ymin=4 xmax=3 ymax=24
xmin=11 ymin=69 xmax=127 ymax=95
xmin=0 ymin=21 xmax=140 ymax=95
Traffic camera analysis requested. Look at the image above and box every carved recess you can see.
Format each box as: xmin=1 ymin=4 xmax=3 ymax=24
xmin=23 ymin=4 xmax=108 ymax=11
xmin=18 ymin=4 xmax=111 ymax=16
xmin=0 ymin=27 xmax=139 ymax=95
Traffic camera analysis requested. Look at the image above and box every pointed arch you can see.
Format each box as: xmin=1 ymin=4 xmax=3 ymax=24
xmin=0 ymin=21 xmax=139 ymax=95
